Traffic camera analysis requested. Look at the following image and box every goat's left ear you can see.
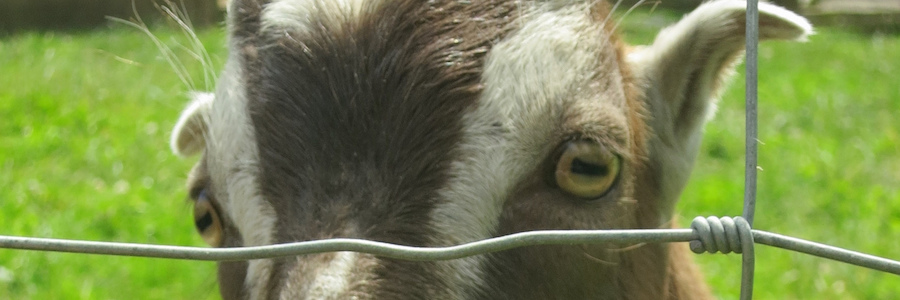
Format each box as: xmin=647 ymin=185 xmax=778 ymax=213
xmin=628 ymin=1 xmax=812 ymax=140
xmin=170 ymin=92 xmax=214 ymax=157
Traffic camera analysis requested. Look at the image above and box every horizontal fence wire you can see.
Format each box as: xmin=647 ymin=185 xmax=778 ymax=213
xmin=2 ymin=223 xmax=899 ymax=276
xmin=0 ymin=229 xmax=694 ymax=261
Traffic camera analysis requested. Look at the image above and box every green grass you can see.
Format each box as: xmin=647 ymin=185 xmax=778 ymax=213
xmin=622 ymin=9 xmax=900 ymax=300
xmin=2 ymin=10 xmax=899 ymax=299
xmin=686 ymin=31 xmax=900 ymax=300
xmin=0 ymin=26 xmax=226 ymax=299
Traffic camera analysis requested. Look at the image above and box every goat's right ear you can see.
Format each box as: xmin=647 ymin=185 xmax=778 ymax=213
xmin=170 ymin=92 xmax=214 ymax=157
xmin=627 ymin=1 xmax=812 ymax=142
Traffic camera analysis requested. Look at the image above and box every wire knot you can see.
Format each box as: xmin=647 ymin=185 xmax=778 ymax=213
xmin=690 ymin=216 xmax=753 ymax=254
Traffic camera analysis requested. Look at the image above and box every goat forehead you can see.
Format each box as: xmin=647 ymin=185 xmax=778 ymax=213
xmin=214 ymin=0 xmax=627 ymax=297
xmin=244 ymin=0 xmax=521 ymax=234
xmin=238 ymin=0 xmax=625 ymax=223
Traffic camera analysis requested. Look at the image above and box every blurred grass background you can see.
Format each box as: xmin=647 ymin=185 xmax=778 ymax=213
xmin=0 ymin=27 xmax=226 ymax=298
xmin=1 ymin=6 xmax=899 ymax=300
xmin=621 ymin=8 xmax=900 ymax=300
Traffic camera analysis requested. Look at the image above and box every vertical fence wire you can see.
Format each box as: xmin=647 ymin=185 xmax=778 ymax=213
xmin=741 ymin=1 xmax=760 ymax=299
xmin=744 ymin=0 xmax=760 ymax=228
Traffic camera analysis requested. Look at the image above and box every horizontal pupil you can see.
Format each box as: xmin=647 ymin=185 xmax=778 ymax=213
xmin=195 ymin=212 xmax=213 ymax=232
xmin=570 ymin=157 xmax=608 ymax=176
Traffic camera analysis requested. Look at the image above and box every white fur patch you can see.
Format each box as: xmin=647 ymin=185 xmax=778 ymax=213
xmin=429 ymin=2 xmax=612 ymax=297
xmin=278 ymin=252 xmax=359 ymax=299
xmin=306 ymin=252 xmax=357 ymax=297
xmin=207 ymin=54 xmax=278 ymax=300
xmin=261 ymin=0 xmax=367 ymax=33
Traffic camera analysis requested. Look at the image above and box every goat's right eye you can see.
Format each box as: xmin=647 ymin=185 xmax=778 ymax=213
xmin=193 ymin=189 xmax=224 ymax=247
xmin=552 ymin=140 xmax=621 ymax=199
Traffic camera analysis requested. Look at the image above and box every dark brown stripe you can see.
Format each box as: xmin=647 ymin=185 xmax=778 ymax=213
xmin=229 ymin=0 xmax=267 ymax=47
xmin=234 ymin=0 xmax=521 ymax=297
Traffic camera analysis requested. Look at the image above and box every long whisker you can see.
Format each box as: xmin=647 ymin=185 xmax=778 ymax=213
xmin=612 ymin=0 xmax=650 ymax=33
xmin=107 ymin=7 xmax=196 ymax=91
xmin=107 ymin=0 xmax=222 ymax=92
xmin=159 ymin=0 xmax=218 ymax=91
xmin=601 ymin=0 xmax=625 ymax=28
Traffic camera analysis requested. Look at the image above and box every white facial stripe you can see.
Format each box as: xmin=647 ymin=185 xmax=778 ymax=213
xmin=306 ymin=252 xmax=357 ymax=298
xmin=207 ymin=54 xmax=277 ymax=300
xmin=429 ymin=2 xmax=610 ymax=297
xmin=278 ymin=252 xmax=360 ymax=299
xmin=261 ymin=0 xmax=367 ymax=34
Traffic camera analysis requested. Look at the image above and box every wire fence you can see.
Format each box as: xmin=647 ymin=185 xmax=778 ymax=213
xmin=2 ymin=1 xmax=899 ymax=299
xmin=1 ymin=220 xmax=899 ymax=272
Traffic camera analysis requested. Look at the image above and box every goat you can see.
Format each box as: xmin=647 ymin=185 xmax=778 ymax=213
xmin=169 ymin=1 xmax=812 ymax=299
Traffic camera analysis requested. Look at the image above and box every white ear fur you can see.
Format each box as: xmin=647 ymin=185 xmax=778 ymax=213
xmin=170 ymin=92 xmax=214 ymax=157
xmin=624 ymin=1 xmax=813 ymax=221
xmin=628 ymin=0 xmax=813 ymax=139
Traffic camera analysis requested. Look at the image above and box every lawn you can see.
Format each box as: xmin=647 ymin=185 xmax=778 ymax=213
xmin=2 ymin=8 xmax=899 ymax=300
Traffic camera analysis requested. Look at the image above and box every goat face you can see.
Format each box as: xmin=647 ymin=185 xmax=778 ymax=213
xmin=170 ymin=1 xmax=811 ymax=299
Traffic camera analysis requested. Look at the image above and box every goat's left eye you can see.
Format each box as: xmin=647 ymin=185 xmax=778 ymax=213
xmin=553 ymin=140 xmax=621 ymax=199
xmin=193 ymin=189 xmax=224 ymax=247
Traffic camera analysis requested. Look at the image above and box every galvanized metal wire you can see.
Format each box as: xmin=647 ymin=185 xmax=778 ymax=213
xmin=0 ymin=229 xmax=693 ymax=261
xmin=1 ymin=222 xmax=899 ymax=276
xmin=741 ymin=1 xmax=761 ymax=299
xmin=744 ymin=0 xmax=760 ymax=227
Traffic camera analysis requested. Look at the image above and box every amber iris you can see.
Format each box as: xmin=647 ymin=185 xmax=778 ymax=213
xmin=193 ymin=189 xmax=223 ymax=247
xmin=554 ymin=140 xmax=621 ymax=199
